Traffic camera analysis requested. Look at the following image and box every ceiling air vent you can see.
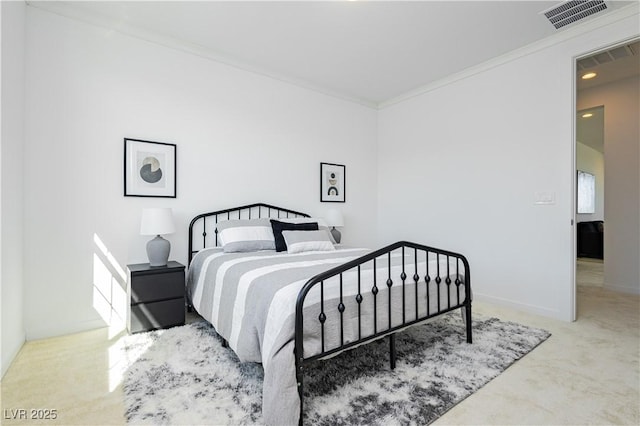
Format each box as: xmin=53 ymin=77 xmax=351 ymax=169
xmin=542 ymin=0 xmax=609 ymax=30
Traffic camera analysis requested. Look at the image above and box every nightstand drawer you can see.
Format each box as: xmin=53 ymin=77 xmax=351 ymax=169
xmin=131 ymin=270 xmax=184 ymax=304
xmin=129 ymin=297 xmax=185 ymax=333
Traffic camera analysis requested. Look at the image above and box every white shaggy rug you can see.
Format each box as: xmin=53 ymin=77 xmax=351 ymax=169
xmin=120 ymin=313 xmax=550 ymax=425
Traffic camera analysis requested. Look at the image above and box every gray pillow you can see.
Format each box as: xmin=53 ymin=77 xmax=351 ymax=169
xmin=281 ymin=230 xmax=335 ymax=254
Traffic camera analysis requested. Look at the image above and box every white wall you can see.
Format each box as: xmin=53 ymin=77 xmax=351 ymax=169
xmin=1 ymin=0 xmax=26 ymax=377
xmin=578 ymin=76 xmax=640 ymax=294
xmin=24 ymin=7 xmax=378 ymax=339
xmin=377 ymin=12 xmax=639 ymax=320
xmin=576 ymin=142 xmax=604 ymax=222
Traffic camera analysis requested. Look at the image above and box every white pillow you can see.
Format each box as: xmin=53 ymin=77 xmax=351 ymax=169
xmin=282 ymin=230 xmax=335 ymax=254
xmin=216 ymin=218 xmax=275 ymax=252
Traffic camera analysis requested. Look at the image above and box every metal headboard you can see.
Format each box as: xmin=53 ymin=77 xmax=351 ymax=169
xmin=188 ymin=203 xmax=311 ymax=264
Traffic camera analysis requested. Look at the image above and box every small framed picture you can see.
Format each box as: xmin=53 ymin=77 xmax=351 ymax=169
xmin=124 ymin=138 xmax=176 ymax=198
xmin=320 ymin=162 xmax=345 ymax=203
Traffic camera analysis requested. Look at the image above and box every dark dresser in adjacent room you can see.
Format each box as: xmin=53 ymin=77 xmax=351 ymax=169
xmin=577 ymin=221 xmax=604 ymax=259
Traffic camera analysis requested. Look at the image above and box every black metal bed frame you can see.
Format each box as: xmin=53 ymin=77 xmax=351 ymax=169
xmin=188 ymin=202 xmax=310 ymax=265
xmin=188 ymin=203 xmax=472 ymax=425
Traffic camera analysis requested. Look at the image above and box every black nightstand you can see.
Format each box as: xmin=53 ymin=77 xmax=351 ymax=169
xmin=127 ymin=261 xmax=186 ymax=333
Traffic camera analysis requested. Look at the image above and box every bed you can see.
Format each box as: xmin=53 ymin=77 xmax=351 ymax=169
xmin=186 ymin=203 xmax=472 ymax=425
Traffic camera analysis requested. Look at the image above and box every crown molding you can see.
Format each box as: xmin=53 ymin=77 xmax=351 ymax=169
xmin=25 ymin=1 xmax=639 ymax=111
xmin=378 ymin=2 xmax=640 ymax=110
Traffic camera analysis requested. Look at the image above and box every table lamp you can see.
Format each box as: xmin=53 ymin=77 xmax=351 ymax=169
xmin=325 ymin=209 xmax=344 ymax=244
xmin=140 ymin=207 xmax=175 ymax=266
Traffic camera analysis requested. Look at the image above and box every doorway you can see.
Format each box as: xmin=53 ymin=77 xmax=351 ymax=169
xmin=574 ymin=38 xmax=640 ymax=318
xmin=576 ymin=106 xmax=605 ymax=293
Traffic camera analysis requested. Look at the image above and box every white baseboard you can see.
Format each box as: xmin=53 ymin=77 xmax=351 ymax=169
xmin=472 ymin=292 xmax=564 ymax=320
xmin=26 ymin=318 xmax=107 ymax=341
xmin=1 ymin=333 xmax=26 ymax=379
xmin=604 ymin=283 xmax=640 ymax=295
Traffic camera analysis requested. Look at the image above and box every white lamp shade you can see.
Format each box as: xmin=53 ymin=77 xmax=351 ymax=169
xmin=140 ymin=208 xmax=176 ymax=235
xmin=324 ymin=209 xmax=344 ymax=227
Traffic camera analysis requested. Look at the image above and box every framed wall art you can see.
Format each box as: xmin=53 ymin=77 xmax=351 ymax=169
xmin=320 ymin=162 xmax=345 ymax=203
xmin=577 ymin=170 xmax=595 ymax=214
xmin=124 ymin=138 xmax=176 ymax=198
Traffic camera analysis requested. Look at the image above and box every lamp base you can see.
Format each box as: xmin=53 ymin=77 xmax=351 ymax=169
xmin=330 ymin=227 xmax=342 ymax=244
xmin=147 ymin=235 xmax=170 ymax=267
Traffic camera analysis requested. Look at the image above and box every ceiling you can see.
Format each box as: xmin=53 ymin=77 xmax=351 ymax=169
xmin=577 ymin=40 xmax=640 ymax=91
xmin=29 ymin=1 xmax=637 ymax=107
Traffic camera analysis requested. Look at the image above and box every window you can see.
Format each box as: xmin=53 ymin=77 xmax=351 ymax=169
xmin=577 ymin=170 xmax=595 ymax=213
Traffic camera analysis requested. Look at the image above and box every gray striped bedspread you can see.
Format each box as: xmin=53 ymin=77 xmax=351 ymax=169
xmin=186 ymin=247 xmax=467 ymax=425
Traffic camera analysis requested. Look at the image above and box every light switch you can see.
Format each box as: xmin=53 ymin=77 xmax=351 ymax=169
xmin=534 ymin=191 xmax=556 ymax=205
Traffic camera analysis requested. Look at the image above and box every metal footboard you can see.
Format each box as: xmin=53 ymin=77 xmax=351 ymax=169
xmin=294 ymin=241 xmax=472 ymax=424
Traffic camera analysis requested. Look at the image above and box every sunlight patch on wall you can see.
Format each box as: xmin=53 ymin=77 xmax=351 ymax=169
xmin=93 ymin=233 xmax=128 ymax=339
xmin=93 ymin=254 xmax=113 ymax=323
